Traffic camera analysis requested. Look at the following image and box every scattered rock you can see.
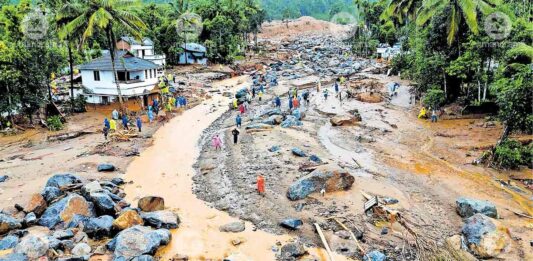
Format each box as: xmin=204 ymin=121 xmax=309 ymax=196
xmin=88 ymin=192 xmax=117 ymax=216
xmin=262 ymin=115 xmax=283 ymax=125
xmin=22 ymin=194 xmax=47 ymax=216
xmin=67 ymin=215 xmax=114 ymax=239
xmin=445 ymin=235 xmax=477 ymax=261
xmin=53 ymin=229 xmax=75 ymax=240
xmin=45 ymin=174 xmax=81 ymax=188
xmin=330 ymin=115 xmax=360 ymax=126
xmin=113 ymin=210 xmax=144 ymax=230
xmin=111 ymin=178 xmax=125 ymax=186
xmin=279 ymin=219 xmax=303 ymax=230
xmin=41 ymin=187 xmax=64 ymax=203
xmin=280 ymin=242 xmax=306 ymax=259
xmin=89 ymin=254 xmax=113 ymax=261
xmin=14 ymin=235 xmax=48 ymax=259
xmin=231 ymin=237 xmax=246 ymax=246
xmin=81 ymin=181 xmax=104 ymax=196
xmin=245 ymin=123 xmax=273 ymax=131
xmin=382 ymin=197 xmax=399 ymax=205
xmin=363 ymin=250 xmax=386 ymax=261
xmin=219 ymin=222 xmax=245 ymax=233
xmin=39 ymin=194 xmax=94 ymax=228
xmin=108 ymin=226 xmax=171 ymax=259
xmin=72 ymin=243 xmax=91 ymax=257
xmin=0 ymin=213 xmax=22 ymax=235
xmin=0 ymin=236 xmax=18 ymax=250
xmin=269 ymin=146 xmax=281 ymax=152
xmin=291 ymin=148 xmax=307 ymax=157
xmin=287 ymin=168 xmax=355 ymax=200
xmin=309 ymin=155 xmax=322 ymax=163
xmin=334 ymin=230 xmax=351 ymax=240
xmin=462 ymin=214 xmax=511 ymax=258
xmin=22 ymin=213 xmax=37 ymax=226
xmin=0 ymin=253 xmax=28 ymax=261
xmin=170 ymin=254 xmax=189 ymax=261
xmin=138 ymin=197 xmax=164 ymax=212
xmin=456 ymin=197 xmax=497 ymax=218
xmin=141 ymin=211 xmax=180 ymax=229
xmin=97 ymin=164 xmax=116 ymax=172
xmin=0 ymin=176 xmax=8 ymax=183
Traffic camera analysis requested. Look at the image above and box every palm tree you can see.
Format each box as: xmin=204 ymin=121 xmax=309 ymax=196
xmin=61 ymin=0 xmax=146 ymax=111
xmin=380 ymin=0 xmax=422 ymax=24
xmin=416 ymin=0 xmax=498 ymax=45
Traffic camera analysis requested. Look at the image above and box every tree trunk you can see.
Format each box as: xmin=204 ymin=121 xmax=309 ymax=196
xmin=443 ymin=71 xmax=447 ymax=97
xmin=107 ymin=27 xmax=125 ymax=111
xmin=67 ymin=38 xmax=75 ymax=107
xmin=489 ymin=124 xmax=510 ymax=164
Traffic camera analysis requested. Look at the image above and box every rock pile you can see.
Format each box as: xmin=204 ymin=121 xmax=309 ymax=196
xmin=0 ymin=173 xmax=179 ymax=260
xmin=287 ymin=167 xmax=355 ymax=200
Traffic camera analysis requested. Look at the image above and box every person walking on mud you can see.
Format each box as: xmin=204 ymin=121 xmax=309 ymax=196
xmin=288 ymin=96 xmax=293 ymax=112
xmin=431 ymin=109 xmax=438 ymax=122
xmin=257 ymin=175 xmax=265 ymax=195
xmin=303 ymin=90 xmax=310 ymax=105
xmin=103 ymin=125 xmax=109 ymax=140
xmin=231 ymin=128 xmax=240 ymax=144
xmin=323 ymin=88 xmax=329 ymax=100
xmin=212 ymin=134 xmax=222 ymax=150
xmin=239 ymin=103 xmax=246 ymax=114
xmin=236 ymin=114 xmax=242 ymax=128
xmin=122 ymin=114 xmax=129 ymax=130
xmin=136 ymin=116 xmax=142 ymax=132
xmin=275 ymin=96 xmax=281 ymax=108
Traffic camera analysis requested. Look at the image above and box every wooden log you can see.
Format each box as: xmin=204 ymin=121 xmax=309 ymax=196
xmin=314 ymin=223 xmax=335 ymax=261
xmin=331 ymin=218 xmax=366 ymax=255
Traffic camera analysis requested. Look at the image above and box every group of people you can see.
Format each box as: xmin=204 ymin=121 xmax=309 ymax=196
xmin=418 ymin=106 xmax=439 ymax=122
xmin=103 ymin=109 xmax=143 ymax=140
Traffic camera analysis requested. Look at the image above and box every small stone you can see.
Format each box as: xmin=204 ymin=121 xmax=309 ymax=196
xmin=170 ymin=254 xmax=189 ymax=261
xmin=381 ymin=227 xmax=388 ymax=235
xmin=0 ymin=175 xmax=8 ymax=183
xmin=138 ymin=196 xmax=165 ymax=212
xmin=23 ymin=194 xmax=47 ymax=216
xmin=14 ymin=235 xmax=49 ymax=259
xmin=53 ymin=229 xmax=75 ymax=240
xmin=0 ymin=213 xmax=22 ymax=235
xmin=280 ymin=219 xmax=303 ymax=230
xmin=23 ymin=213 xmax=37 ymax=226
xmin=111 ymin=178 xmax=125 ymax=186
xmin=280 ymin=242 xmax=306 ymax=259
xmin=363 ymin=250 xmax=386 ymax=261
xmin=89 ymin=254 xmax=112 ymax=261
xmin=291 ymin=148 xmax=307 ymax=157
xmin=219 ymin=222 xmax=245 ymax=233
xmin=231 ymin=237 xmax=246 ymax=246
xmin=382 ymin=197 xmax=399 ymax=205
xmin=334 ymin=230 xmax=351 ymax=239
xmin=45 ymin=173 xmax=81 ymax=188
xmin=141 ymin=211 xmax=180 ymax=229
xmin=72 ymin=243 xmax=91 ymax=257
xmin=113 ymin=210 xmax=144 ymax=230
xmin=41 ymin=187 xmax=64 ymax=203
xmin=97 ymin=164 xmax=116 ymax=172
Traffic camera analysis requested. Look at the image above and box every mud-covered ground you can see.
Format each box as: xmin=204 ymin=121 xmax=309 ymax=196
xmin=193 ymin=37 xmax=532 ymax=260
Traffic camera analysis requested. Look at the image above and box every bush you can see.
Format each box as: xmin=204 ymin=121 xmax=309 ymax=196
xmin=493 ymin=140 xmax=531 ymax=169
xmin=46 ymin=115 xmax=63 ymax=131
xmin=70 ymin=95 xmax=87 ymax=113
xmin=422 ymin=88 xmax=446 ymax=108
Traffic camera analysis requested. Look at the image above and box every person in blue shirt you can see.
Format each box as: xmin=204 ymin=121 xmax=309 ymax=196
xmin=136 ymin=116 xmax=142 ymax=132
xmin=275 ymin=96 xmax=281 ymax=108
xmin=104 ymin=118 xmax=110 ymax=130
xmin=288 ymin=97 xmax=293 ymax=111
xmin=236 ymin=114 xmax=242 ymax=127
xmin=122 ymin=114 xmax=129 ymax=130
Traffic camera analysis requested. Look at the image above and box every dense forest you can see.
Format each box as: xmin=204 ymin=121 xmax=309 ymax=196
xmin=260 ymin=0 xmax=355 ymax=21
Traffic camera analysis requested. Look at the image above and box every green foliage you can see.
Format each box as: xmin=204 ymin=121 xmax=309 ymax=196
xmin=46 ymin=115 xmax=63 ymax=131
xmin=493 ymin=140 xmax=531 ymax=169
xmin=70 ymin=95 xmax=87 ymax=113
xmin=422 ymin=88 xmax=446 ymax=108
xmin=261 ymin=0 xmax=354 ymax=21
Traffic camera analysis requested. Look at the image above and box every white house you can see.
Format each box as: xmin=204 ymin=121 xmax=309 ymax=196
xmin=79 ymin=51 xmax=161 ymax=104
xmin=178 ymin=43 xmax=208 ymax=65
xmin=376 ymin=43 xmax=401 ymax=59
xmin=116 ymin=37 xmax=166 ymax=67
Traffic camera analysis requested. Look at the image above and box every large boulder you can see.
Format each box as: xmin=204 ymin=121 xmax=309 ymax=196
xmin=141 ymin=211 xmax=180 ymax=229
xmin=41 ymin=186 xmax=64 ymax=203
xmin=39 ymin=194 xmax=94 ymax=228
xmin=280 ymin=219 xmax=303 ymax=230
xmin=280 ymin=242 xmax=306 ymax=259
xmin=0 ymin=213 xmax=22 ymax=235
xmin=287 ymin=168 xmax=355 ymax=201
xmin=462 ymin=214 xmax=511 ymax=258
xmin=0 ymin=235 xmax=19 ymax=250
xmin=262 ymin=115 xmax=283 ymax=125
xmin=14 ymin=235 xmax=49 ymax=259
xmin=281 ymin=116 xmax=302 ymax=128
xmin=22 ymin=194 xmax=47 ymax=216
xmin=138 ymin=197 xmax=164 ymax=212
xmin=219 ymin=222 xmax=245 ymax=233
xmin=97 ymin=164 xmax=116 ymax=172
xmin=88 ymin=192 xmax=117 ymax=216
xmin=107 ymin=226 xmax=171 ymax=259
xmin=67 ymin=215 xmax=114 ymax=239
xmin=113 ymin=210 xmax=144 ymax=231
xmin=456 ymin=197 xmax=497 ymax=218
xmin=330 ymin=115 xmax=360 ymax=126
xmin=45 ymin=174 xmax=81 ymax=188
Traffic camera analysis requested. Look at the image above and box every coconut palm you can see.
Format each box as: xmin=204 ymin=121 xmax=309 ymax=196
xmin=380 ymin=0 xmax=422 ymax=24
xmin=416 ymin=0 xmax=499 ymax=45
xmin=60 ymin=0 xmax=146 ymax=110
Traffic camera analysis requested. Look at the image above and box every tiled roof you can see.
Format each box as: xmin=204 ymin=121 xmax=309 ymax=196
xmin=120 ymin=36 xmax=154 ymax=46
xmin=79 ymin=51 xmax=159 ymax=71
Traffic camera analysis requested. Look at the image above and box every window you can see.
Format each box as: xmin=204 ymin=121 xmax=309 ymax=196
xmin=117 ymin=71 xmax=126 ymax=81
xmin=149 ymin=69 xmax=152 ymax=79
xmin=145 ymin=70 xmax=147 ymax=79
xmin=93 ymin=71 xmax=100 ymax=81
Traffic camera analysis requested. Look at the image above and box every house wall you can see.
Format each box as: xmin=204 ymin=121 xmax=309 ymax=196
xmin=178 ymin=53 xmax=207 ymax=65
xmin=116 ymin=40 xmax=131 ymax=51
xmin=81 ymin=69 xmax=159 ymax=104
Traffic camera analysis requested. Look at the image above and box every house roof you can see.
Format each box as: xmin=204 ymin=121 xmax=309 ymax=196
xmin=79 ymin=51 xmax=160 ymax=71
xmin=182 ymin=43 xmax=206 ymax=53
xmin=120 ymin=36 xmax=153 ymax=46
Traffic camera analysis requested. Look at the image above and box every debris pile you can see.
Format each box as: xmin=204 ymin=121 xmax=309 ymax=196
xmin=0 ymin=173 xmax=178 ymax=260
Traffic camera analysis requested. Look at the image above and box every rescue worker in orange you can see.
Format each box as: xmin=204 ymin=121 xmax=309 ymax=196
xmin=292 ymin=97 xmax=299 ymax=109
xmin=257 ymin=175 xmax=265 ymax=195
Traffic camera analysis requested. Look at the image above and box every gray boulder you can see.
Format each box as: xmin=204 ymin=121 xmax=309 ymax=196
xmin=14 ymin=236 xmax=49 ymax=259
xmin=45 ymin=173 xmax=81 ymax=188
xmin=111 ymin=178 xmax=125 ymax=186
xmin=363 ymin=250 xmax=386 ymax=261
xmin=141 ymin=211 xmax=180 ymax=229
xmin=461 ymin=214 xmax=510 ymax=258
xmin=280 ymin=242 xmax=306 ymax=259
xmin=287 ymin=168 xmax=355 ymax=200
xmin=97 ymin=163 xmax=116 ymax=172
xmin=39 ymin=194 xmax=94 ymax=228
xmin=456 ymin=197 xmax=497 ymax=218
xmin=23 ymin=213 xmax=37 ymax=226
xmin=0 ymin=175 xmax=8 ymax=183
xmin=269 ymin=146 xmax=281 ymax=152
xmin=88 ymin=192 xmax=117 ymax=216
xmin=0 ymin=235 xmax=19 ymax=250
xmin=107 ymin=226 xmax=171 ymax=259
xmin=67 ymin=215 xmax=114 ymax=239
xmin=41 ymin=186 xmax=64 ymax=203
xmin=0 ymin=213 xmax=22 ymax=235
xmin=219 ymin=222 xmax=245 ymax=233
xmin=280 ymin=219 xmax=303 ymax=230
xmin=291 ymin=148 xmax=307 ymax=157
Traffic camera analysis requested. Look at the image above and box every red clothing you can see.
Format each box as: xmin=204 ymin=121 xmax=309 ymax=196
xmin=257 ymin=176 xmax=265 ymax=193
xmin=293 ymin=98 xmax=299 ymax=108
xmin=239 ymin=104 xmax=245 ymax=114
